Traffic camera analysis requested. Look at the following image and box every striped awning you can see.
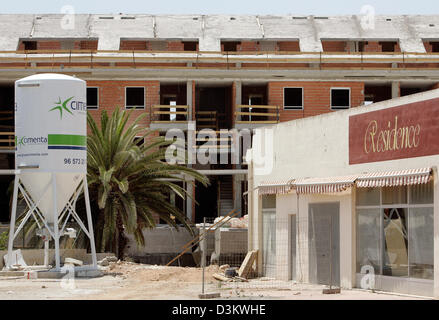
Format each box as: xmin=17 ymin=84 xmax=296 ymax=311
xmin=356 ymin=167 xmax=432 ymax=188
xmin=258 ymin=179 xmax=293 ymax=195
xmin=257 ymin=167 xmax=432 ymax=196
xmin=294 ymin=175 xmax=358 ymax=194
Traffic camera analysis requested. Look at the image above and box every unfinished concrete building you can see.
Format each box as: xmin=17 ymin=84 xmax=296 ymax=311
xmin=0 ymin=14 xmax=438 ymax=227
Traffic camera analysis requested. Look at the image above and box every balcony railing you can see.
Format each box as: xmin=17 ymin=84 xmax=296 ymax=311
xmin=235 ymin=105 xmax=280 ymax=126
xmin=0 ymin=50 xmax=438 ymax=71
xmin=0 ymin=131 xmax=14 ymax=151
xmin=196 ymin=111 xmax=218 ymax=130
xmin=0 ymin=110 xmax=14 ymax=152
xmin=150 ymin=105 xmax=189 ymax=123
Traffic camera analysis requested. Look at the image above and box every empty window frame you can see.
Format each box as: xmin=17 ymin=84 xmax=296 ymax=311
xmin=380 ymin=41 xmax=398 ymax=52
xmin=222 ymin=41 xmax=240 ymax=52
xmin=125 ymin=87 xmax=145 ymax=109
xmin=134 ymin=136 xmax=145 ymax=147
xmin=430 ymin=42 xmax=439 ymax=53
xmin=330 ymin=88 xmax=350 ymax=110
xmin=283 ymin=87 xmax=303 ymax=110
xmin=23 ymin=40 xmax=37 ymax=50
xmin=86 ymin=87 xmax=99 ymax=110
xmin=183 ymin=41 xmax=198 ymax=51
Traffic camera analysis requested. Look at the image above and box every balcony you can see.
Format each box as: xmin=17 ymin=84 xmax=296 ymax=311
xmin=196 ymin=111 xmax=219 ymax=130
xmin=0 ymin=111 xmax=14 ymax=153
xmin=234 ymin=105 xmax=280 ymax=129
xmin=149 ymin=105 xmax=190 ymax=131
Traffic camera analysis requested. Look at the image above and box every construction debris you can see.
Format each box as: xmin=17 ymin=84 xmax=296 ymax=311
xmin=219 ymin=264 xmax=230 ymax=273
xmin=213 ymin=273 xmax=232 ymax=282
xmin=3 ymin=249 xmax=27 ymax=270
xmin=98 ymin=256 xmax=118 ymax=267
xmin=238 ymin=250 xmax=258 ymax=279
xmin=64 ymin=257 xmax=83 ymax=266
xmin=224 ymin=268 xmax=237 ymax=278
xmin=213 ymin=214 xmax=249 ymax=229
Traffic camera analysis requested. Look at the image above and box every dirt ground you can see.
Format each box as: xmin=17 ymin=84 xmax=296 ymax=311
xmin=0 ymin=262 xmax=431 ymax=300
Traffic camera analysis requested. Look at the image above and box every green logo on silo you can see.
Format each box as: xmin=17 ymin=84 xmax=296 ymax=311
xmin=49 ymin=96 xmax=74 ymax=119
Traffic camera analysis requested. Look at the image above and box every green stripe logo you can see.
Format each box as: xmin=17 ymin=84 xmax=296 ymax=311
xmin=48 ymin=134 xmax=86 ymax=146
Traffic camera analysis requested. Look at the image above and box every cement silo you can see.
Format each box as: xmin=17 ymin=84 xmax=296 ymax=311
xmin=6 ymin=73 xmax=97 ymax=272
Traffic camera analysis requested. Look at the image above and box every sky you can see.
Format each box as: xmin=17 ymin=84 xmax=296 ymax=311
xmin=1 ymin=0 xmax=438 ymax=15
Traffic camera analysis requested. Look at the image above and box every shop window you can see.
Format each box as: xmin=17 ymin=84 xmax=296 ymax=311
xmin=283 ymin=88 xmax=303 ymax=110
xmin=409 ymin=207 xmax=434 ymax=280
xmin=356 ymin=187 xmax=380 ymax=206
xmin=356 ymin=182 xmax=433 ymax=280
xmin=86 ymin=87 xmax=99 ymax=110
xmin=383 ymin=208 xmax=408 ymax=277
xmin=356 ymin=208 xmax=381 ymax=274
xmin=125 ymin=87 xmax=145 ymax=109
xmin=330 ymin=88 xmax=350 ymax=110
xmin=382 ymin=186 xmax=407 ymax=205
xmin=410 ymin=182 xmax=433 ymax=204
xmin=262 ymin=194 xmax=276 ymax=277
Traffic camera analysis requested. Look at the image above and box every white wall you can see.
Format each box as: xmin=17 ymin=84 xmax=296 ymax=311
xmin=249 ymin=88 xmax=439 ymax=294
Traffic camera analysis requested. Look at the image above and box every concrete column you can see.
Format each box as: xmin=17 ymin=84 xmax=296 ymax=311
xmin=297 ymin=194 xmax=309 ymax=283
xmin=247 ymin=159 xmax=254 ymax=251
xmin=235 ymin=81 xmax=242 ymax=122
xmin=186 ymin=80 xmax=193 ymax=120
xmin=339 ymin=192 xmax=355 ymax=289
xmin=233 ymin=174 xmax=242 ymax=217
xmin=392 ymin=81 xmax=400 ymax=99
xmin=433 ymin=167 xmax=439 ymax=298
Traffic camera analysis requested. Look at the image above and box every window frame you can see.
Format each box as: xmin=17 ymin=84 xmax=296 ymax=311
xmin=86 ymin=87 xmax=99 ymax=110
xmin=283 ymin=87 xmax=304 ymax=110
xmin=355 ymin=184 xmax=434 ymax=279
xmin=330 ymin=87 xmax=351 ymax=110
xmin=125 ymin=86 xmax=146 ymax=110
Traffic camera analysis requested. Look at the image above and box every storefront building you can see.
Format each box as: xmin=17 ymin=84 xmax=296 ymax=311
xmin=247 ymin=89 xmax=439 ymax=297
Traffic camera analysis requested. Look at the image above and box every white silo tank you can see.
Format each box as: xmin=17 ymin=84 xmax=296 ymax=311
xmin=7 ymin=73 xmax=97 ymax=272
xmin=15 ymin=73 xmax=87 ymax=224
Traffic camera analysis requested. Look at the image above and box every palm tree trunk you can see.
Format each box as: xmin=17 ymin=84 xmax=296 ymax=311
xmin=116 ymin=214 xmax=127 ymax=260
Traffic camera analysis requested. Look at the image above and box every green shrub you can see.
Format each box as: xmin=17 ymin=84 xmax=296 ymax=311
xmin=0 ymin=231 xmax=8 ymax=250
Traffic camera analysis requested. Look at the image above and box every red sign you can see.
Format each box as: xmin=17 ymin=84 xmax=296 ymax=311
xmin=349 ymin=97 xmax=439 ymax=164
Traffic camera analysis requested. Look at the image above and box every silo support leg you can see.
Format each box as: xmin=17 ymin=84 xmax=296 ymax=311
xmin=52 ymin=173 xmax=61 ymax=271
xmin=83 ymin=176 xmax=97 ymax=268
xmin=6 ymin=175 xmax=20 ymax=269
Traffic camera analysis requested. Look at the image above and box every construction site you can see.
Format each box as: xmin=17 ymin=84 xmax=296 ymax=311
xmin=0 ymin=11 xmax=438 ymax=301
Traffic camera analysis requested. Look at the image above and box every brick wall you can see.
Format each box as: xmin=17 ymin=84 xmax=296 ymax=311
xmin=362 ymin=41 xmax=381 ymax=52
xmin=268 ymin=81 xmax=364 ymax=122
xmin=18 ymin=40 xmax=98 ymax=51
xmin=322 ymin=41 xmax=346 ymax=52
xmin=167 ymin=41 xmax=185 ymax=51
xmin=237 ymin=41 xmax=259 ymax=51
xmin=120 ymin=40 xmax=147 ymax=50
xmin=85 ymin=80 xmax=160 ymax=129
xmin=277 ymin=41 xmax=300 ymax=52
xmin=79 ymin=40 xmax=98 ymax=50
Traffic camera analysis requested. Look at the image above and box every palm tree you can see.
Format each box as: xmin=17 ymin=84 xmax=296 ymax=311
xmin=87 ymin=108 xmax=208 ymax=259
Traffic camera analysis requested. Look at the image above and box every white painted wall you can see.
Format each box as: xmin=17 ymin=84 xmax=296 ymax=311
xmin=248 ymin=88 xmax=439 ymax=295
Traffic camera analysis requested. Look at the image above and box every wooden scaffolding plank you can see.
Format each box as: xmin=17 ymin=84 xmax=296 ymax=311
xmin=238 ymin=250 xmax=258 ymax=279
